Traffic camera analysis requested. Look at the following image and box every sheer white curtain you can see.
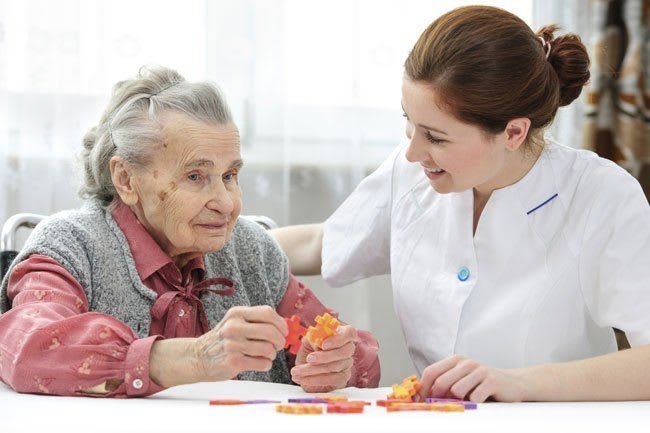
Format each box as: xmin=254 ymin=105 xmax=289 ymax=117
xmin=0 ymin=0 xmax=209 ymax=231
xmin=0 ymin=0 xmax=535 ymax=384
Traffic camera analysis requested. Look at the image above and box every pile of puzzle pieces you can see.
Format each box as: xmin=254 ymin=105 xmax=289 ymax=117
xmin=211 ymin=394 xmax=369 ymax=415
xmin=387 ymin=374 xmax=421 ymax=400
xmin=209 ymin=375 xmax=478 ymax=415
xmin=376 ymin=375 xmax=478 ymax=412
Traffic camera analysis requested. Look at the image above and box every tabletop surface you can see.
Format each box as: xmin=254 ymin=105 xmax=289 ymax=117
xmin=2 ymin=380 xmax=650 ymax=433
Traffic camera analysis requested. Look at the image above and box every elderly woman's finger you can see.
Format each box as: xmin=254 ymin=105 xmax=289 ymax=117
xmin=293 ymin=370 xmax=351 ymax=388
xmin=291 ymin=357 xmax=354 ymax=379
xmin=240 ymin=322 xmax=286 ymax=351
xmin=237 ymin=305 xmax=288 ymax=336
xmin=305 ymin=341 xmax=355 ymax=365
xmin=321 ymin=325 xmax=357 ymax=350
xmin=239 ymin=340 xmax=280 ymax=361
xmin=236 ymin=355 xmax=274 ymax=373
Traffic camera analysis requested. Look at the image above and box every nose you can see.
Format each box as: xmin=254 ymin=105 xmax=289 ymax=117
xmin=206 ymin=182 xmax=235 ymax=216
xmin=405 ymin=136 xmax=428 ymax=163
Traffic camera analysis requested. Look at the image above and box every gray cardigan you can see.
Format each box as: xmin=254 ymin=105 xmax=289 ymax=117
xmin=0 ymin=201 xmax=292 ymax=384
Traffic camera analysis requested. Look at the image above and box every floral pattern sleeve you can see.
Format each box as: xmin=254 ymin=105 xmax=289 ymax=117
xmin=0 ymin=254 xmax=164 ymax=397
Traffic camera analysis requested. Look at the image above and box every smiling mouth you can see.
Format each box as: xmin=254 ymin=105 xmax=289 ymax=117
xmin=423 ymin=166 xmax=446 ymax=180
xmin=197 ymin=222 xmax=227 ymax=230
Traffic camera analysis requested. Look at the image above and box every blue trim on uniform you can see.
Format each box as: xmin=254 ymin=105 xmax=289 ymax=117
xmin=526 ymin=193 xmax=558 ymax=215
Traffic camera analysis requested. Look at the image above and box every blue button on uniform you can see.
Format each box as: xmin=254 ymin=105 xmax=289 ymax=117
xmin=457 ymin=267 xmax=470 ymax=282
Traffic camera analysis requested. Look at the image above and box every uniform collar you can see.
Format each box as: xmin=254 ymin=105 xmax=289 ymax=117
xmin=489 ymin=141 xmax=558 ymax=216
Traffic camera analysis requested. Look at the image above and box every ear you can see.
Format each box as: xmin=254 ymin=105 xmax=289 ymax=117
xmin=503 ymin=118 xmax=531 ymax=152
xmin=109 ymin=156 xmax=139 ymax=206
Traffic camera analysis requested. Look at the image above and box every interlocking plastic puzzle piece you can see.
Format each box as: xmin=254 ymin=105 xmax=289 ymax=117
xmin=284 ymin=315 xmax=307 ymax=355
xmin=327 ymin=402 xmax=365 ymax=413
xmin=426 ymin=398 xmax=477 ymax=410
xmin=345 ymin=400 xmax=371 ymax=406
xmin=387 ymin=374 xmax=421 ymax=400
xmin=403 ymin=375 xmax=421 ymax=392
xmin=288 ymin=397 xmax=327 ymax=404
xmin=314 ymin=394 xmax=348 ymax=403
xmin=209 ymin=399 xmax=246 ymax=405
xmin=387 ymin=402 xmax=465 ymax=412
xmin=244 ymin=399 xmax=282 ymax=404
xmin=387 ymin=384 xmax=411 ymax=400
xmin=305 ymin=313 xmax=340 ymax=349
xmin=431 ymin=403 xmax=465 ymax=412
xmin=376 ymin=398 xmax=412 ymax=407
xmin=276 ymin=404 xmax=324 ymax=414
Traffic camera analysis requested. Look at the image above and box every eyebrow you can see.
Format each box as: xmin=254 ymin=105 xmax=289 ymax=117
xmin=229 ymin=159 xmax=244 ymax=170
xmin=184 ymin=159 xmax=244 ymax=170
xmin=401 ymin=102 xmax=449 ymax=136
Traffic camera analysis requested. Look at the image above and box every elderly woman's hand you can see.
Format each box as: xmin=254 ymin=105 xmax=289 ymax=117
xmin=191 ymin=305 xmax=288 ymax=382
xmin=149 ymin=305 xmax=287 ymax=388
xmin=290 ymin=325 xmax=357 ymax=393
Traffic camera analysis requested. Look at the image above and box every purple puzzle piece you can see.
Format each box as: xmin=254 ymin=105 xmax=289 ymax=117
xmin=425 ymin=397 xmax=477 ymax=409
xmin=288 ymin=398 xmax=327 ymax=404
xmin=244 ymin=399 xmax=282 ymax=404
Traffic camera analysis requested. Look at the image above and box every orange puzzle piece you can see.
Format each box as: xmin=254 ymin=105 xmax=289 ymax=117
xmin=387 ymin=402 xmax=465 ymax=412
xmin=327 ymin=402 xmax=366 ymax=413
xmin=284 ymin=315 xmax=307 ymax=355
xmin=314 ymin=394 xmax=348 ymax=403
xmin=209 ymin=399 xmax=246 ymax=405
xmin=305 ymin=313 xmax=340 ymax=349
xmin=276 ymin=404 xmax=324 ymax=414
xmin=376 ymin=398 xmax=412 ymax=407
xmin=387 ymin=374 xmax=421 ymax=400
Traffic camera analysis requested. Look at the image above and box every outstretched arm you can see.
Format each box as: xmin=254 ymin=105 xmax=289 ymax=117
xmin=417 ymin=345 xmax=650 ymax=402
xmin=270 ymin=224 xmax=323 ymax=276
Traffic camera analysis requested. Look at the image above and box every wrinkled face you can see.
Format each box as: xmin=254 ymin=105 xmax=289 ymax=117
xmin=401 ymin=77 xmax=509 ymax=194
xmin=130 ymin=112 xmax=242 ymax=258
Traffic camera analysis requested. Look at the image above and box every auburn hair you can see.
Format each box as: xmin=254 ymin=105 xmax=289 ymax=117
xmin=404 ymin=6 xmax=590 ymax=138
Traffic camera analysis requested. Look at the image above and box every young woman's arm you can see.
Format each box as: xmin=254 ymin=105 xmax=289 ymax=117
xmin=524 ymin=346 xmax=650 ymax=401
xmin=270 ymin=224 xmax=323 ymax=276
xmin=417 ymin=346 xmax=650 ymax=402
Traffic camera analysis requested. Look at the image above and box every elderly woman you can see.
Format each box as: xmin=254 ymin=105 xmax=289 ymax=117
xmin=0 ymin=66 xmax=379 ymax=397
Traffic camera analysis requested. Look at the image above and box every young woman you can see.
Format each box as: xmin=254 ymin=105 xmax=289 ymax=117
xmin=272 ymin=6 xmax=650 ymax=402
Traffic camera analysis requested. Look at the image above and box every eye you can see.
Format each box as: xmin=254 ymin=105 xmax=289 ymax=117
xmin=187 ymin=173 xmax=203 ymax=182
xmin=425 ymin=131 xmax=445 ymax=145
xmin=223 ymin=171 xmax=238 ymax=183
xmin=402 ymin=112 xmax=408 ymax=119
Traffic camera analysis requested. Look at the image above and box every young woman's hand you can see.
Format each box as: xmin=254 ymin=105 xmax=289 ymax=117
xmin=418 ymin=355 xmax=528 ymax=402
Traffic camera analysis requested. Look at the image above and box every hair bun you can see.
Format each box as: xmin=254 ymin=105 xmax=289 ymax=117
xmin=537 ymin=25 xmax=591 ymax=107
xmin=82 ymin=126 xmax=98 ymax=151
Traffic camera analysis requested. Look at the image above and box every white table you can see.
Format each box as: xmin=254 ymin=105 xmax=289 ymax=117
xmin=2 ymin=380 xmax=649 ymax=433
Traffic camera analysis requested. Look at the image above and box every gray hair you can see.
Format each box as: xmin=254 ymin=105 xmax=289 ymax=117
xmin=80 ymin=65 xmax=233 ymax=204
